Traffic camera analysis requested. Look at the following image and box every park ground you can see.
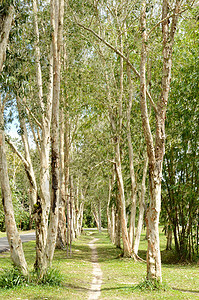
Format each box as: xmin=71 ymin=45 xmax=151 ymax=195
xmin=0 ymin=228 xmax=198 ymax=299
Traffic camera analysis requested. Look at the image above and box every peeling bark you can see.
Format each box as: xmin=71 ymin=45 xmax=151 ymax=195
xmin=127 ymin=64 xmax=137 ymax=249
xmin=133 ymin=155 xmax=148 ymax=255
xmin=56 ymin=107 xmax=66 ymax=249
xmin=0 ymin=103 xmax=28 ymax=276
xmin=140 ymin=0 xmax=180 ymax=282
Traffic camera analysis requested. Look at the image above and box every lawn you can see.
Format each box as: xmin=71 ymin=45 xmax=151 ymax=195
xmin=0 ymin=229 xmax=198 ymax=299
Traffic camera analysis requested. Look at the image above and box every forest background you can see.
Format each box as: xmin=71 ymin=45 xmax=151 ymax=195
xmin=0 ymin=0 xmax=198 ymax=285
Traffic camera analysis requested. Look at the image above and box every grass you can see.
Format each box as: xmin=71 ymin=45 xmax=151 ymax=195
xmin=0 ymin=228 xmax=198 ymax=299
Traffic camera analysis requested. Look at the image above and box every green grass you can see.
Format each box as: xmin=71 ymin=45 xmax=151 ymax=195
xmin=0 ymin=229 xmax=198 ymax=299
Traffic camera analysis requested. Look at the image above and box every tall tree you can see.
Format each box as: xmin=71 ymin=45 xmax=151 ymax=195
xmin=140 ymin=0 xmax=181 ymax=282
xmin=0 ymin=1 xmax=28 ymax=275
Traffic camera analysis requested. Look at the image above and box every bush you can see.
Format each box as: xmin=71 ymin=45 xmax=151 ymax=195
xmin=0 ymin=267 xmax=62 ymax=289
xmin=135 ymin=278 xmax=169 ymax=291
xmin=38 ymin=268 xmax=63 ymax=286
xmin=0 ymin=267 xmax=27 ymax=289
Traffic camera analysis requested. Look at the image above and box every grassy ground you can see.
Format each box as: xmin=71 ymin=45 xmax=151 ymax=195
xmin=0 ymin=229 xmax=198 ymax=299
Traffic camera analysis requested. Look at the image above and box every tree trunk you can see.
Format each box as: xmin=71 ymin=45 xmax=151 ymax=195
xmin=146 ymin=164 xmax=162 ymax=281
xmin=70 ymin=175 xmax=75 ymax=241
xmin=38 ymin=0 xmax=64 ymax=277
xmin=140 ymin=0 xmax=180 ymax=282
xmin=133 ymin=155 xmax=148 ymax=255
xmin=98 ymin=200 xmax=102 ymax=233
xmin=126 ymin=64 xmax=137 ymax=249
xmin=0 ymin=106 xmax=28 ymax=276
xmin=0 ymin=5 xmax=14 ymax=72
xmin=115 ymin=141 xmax=131 ymax=257
xmin=110 ymin=205 xmax=115 ymax=244
xmin=115 ymin=193 xmax=121 ymax=248
xmin=16 ymin=97 xmax=37 ymax=208
xmin=56 ymin=107 xmax=66 ymax=249
xmin=32 ymin=0 xmax=52 ymax=271
xmin=92 ymin=204 xmax=99 ymax=230
xmin=107 ymin=178 xmax=112 ymax=237
xmin=0 ymin=4 xmax=28 ymax=276
xmin=166 ymin=223 xmax=172 ymax=250
xmin=140 ymin=0 xmax=161 ymax=281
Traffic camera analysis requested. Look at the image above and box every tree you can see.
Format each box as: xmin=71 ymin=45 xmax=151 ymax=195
xmin=0 ymin=1 xmax=28 ymax=275
xmin=161 ymin=8 xmax=199 ymax=260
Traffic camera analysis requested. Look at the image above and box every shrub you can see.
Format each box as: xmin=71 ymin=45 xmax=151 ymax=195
xmin=0 ymin=267 xmax=62 ymax=289
xmin=0 ymin=267 xmax=27 ymax=289
xmin=37 ymin=268 xmax=63 ymax=286
xmin=135 ymin=278 xmax=169 ymax=291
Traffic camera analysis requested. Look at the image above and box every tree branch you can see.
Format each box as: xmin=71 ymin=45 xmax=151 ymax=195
xmin=5 ymin=136 xmax=29 ymax=169
xmin=76 ymin=22 xmax=158 ymax=113
xmin=22 ymin=100 xmax=42 ymax=129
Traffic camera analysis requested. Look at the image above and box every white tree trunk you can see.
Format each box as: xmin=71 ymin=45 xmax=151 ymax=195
xmin=110 ymin=205 xmax=115 ymax=244
xmin=146 ymin=167 xmax=162 ymax=281
xmin=42 ymin=0 xmax=64 ymax=275
xmin=0 ymin=107 xmax=28 ymax=276
xmin=70 ymin=175 xmax=75 ymax=241
xmin=126 ymin=64 xmax=137 ymax=249
xmin=0 ymin=5 xmax=14 ymax=72
xmin=115 ymin=193 xmax=121 ymax=248
xmin=133 ymin=155 xmax=148 ymax=255
xmin=107 ymin=178 xmax=112 ymax=236
xmin=56 ymin=107 xmax=66 ymax=248
xmin=115 ymin=141 xmax=131 ymax=257
xmin=140 ymin=0 xmax=180 ymax=282
xmin=32 ymin=0 xmax=52 ymax=271
xmin=16 ymin=97 xmax=37 ymax=208
xmin=0 ymin=4 xmax=28 ymax=276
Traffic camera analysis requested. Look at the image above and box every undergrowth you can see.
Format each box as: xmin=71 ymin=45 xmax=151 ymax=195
xmin=135 ymin=278 xmax=170 ymax=291
xmin=0 ymin=267 xmax=62 ymax=289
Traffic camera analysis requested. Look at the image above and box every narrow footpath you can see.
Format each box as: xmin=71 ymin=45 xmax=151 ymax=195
xmin=88 ymin=237 xmax=103 ymax=300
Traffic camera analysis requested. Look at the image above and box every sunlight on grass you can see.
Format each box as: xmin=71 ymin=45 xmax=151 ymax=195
xmin=0 ymin=228 xmax=198 ymax=299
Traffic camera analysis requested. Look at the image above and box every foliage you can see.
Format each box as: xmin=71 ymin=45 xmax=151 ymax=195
xmin=161 ymin=8 xmax=199 ymax=261
xmin=134 ymin=279 xmax=169 ymax=291
xmin=33 ymin=268 xmax=63 ymax=287
xmin=0 ymin=267 xmax=62 ymax=289
xmin=0 ymin=267 xmax=27 ymax=289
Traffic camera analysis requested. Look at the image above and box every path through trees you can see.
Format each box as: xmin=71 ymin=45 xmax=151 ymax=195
xmin=0 ymin=0 xmax=198 ymax=288
xmin=88 ymin=235 xmax=103 ymax=300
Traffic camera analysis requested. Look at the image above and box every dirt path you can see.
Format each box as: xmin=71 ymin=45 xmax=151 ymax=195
xmin=88 ymin=237 xmax=103 ymax=300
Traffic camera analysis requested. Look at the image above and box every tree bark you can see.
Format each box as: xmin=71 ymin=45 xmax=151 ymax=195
xmin=0 ymin=4 xmax=28 ymax=276
xmin=140 ymin=0 xmax=162 ymax=282
xmin=56 ymin=107 xmax=66 ymax=249
xmin=42 ymin=0 xmax=64 ymax=274
xmin=32 ymin=0 xmax=53 ymax=271
xmin=127 ymin=64 xmax=137 ymax=249
xmin=0 ymin=103 xmax=28 ymax=276
xmin=107 ymin=177 xmax=112 ymax=237
xmin=115 ymin=140 xmax=131 ymax=257
xmin=115 ymin=192 xmax=121 ymax=248
xmin=110 ymin=205 xmax=115 ymax=244
xmin=140 ymin=0 xmax=180 ymax=282
xmin=133 ymin=155 xmax=148 ymax=255
xmin=0 ymin=5 xmax=14 ymax=72
xmin=16 ymin=97 xmax=37 ymax=208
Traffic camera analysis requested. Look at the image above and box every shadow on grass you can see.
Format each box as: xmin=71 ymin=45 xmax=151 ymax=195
xmin=62 ymin=282 xmax=90 ymax=291
xmin=55 ymin=244 xmax=92 ymax=262
xmin=172 ymin=288 xmax=199 ymax=294
xmin=101 ymin=285 xmax=135 ymax=292
xmin=138 ymin=249 xmax=182 ymax=265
